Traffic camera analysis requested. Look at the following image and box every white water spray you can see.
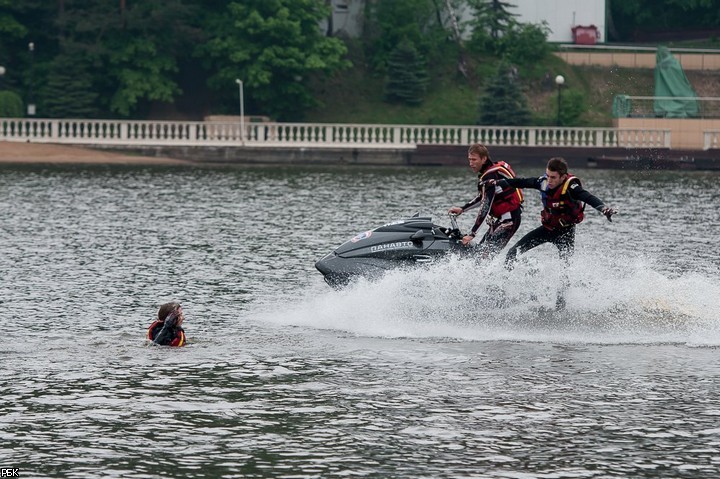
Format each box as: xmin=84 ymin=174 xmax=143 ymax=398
xmin=258 ymin=249 xmax=720 ymax=346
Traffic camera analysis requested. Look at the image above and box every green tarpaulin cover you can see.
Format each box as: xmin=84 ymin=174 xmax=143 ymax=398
xmin=654 ymin=46 xmax=698 ymax=118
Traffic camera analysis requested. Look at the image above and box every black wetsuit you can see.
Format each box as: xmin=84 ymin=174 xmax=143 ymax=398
xmin=460 ymin=162 xmax=522 ymax=258
xmin=498 ymin=176 xmax=607 ymax=266
xmin=147 ymin=312 xmax=186 ymax=347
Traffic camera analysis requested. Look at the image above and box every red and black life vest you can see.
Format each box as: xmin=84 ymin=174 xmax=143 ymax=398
xmin=540 ymin=174 xmax=585 ymax=229
xmin=480 ymin=161 xmax=523 ymax=218
xmin=147 ymin=320 xmax=186 ymax=347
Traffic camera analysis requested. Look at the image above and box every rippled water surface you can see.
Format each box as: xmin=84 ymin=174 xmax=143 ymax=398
xmin=1 ymin=163 xmax=719 ymax=478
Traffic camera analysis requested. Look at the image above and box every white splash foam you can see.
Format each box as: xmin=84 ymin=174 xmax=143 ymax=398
xmin=258 ymin=250 xmax=720 ymax=346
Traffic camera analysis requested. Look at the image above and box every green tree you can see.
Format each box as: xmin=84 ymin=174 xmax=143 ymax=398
xmin=608 ymin=0 xmax=720 ymax=41
xmin=199 ymin=0 xmax=350 ymax=120
xmin=467 ymin=0 xmax=517 ymax=53
xmin=52 ymin=0 xmax=198 ymax=116
xmin=384 ymin=39 xmax=429 ymax=106
xmin=0 ymin=1 xmax=28 ymax=40
xmin=364 ymin=0 xmax=446 ymax=72
xmin=477 ymin=63 xmax=530 ymax=126
xmin=0 ymin=0 xmax=53 ymax=107
xmin=105 ymin=1 xmax=198 ymax=116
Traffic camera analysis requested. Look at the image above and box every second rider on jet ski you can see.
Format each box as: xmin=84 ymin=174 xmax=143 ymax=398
xmin=447 ymin=143 xmax=524 ymax=258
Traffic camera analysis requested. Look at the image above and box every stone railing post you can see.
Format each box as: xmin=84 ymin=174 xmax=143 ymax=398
xmin=51 ymin=119 xmax=59 ymax=140
xmin=120 ymin=121 xmax=128 ymax=141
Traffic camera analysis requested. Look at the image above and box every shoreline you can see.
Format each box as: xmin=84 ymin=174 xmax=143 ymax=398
xmin=0 ymin=141 xmax=192 ymax=165
xmin=2 ymin=141 xmax=719 ymax=171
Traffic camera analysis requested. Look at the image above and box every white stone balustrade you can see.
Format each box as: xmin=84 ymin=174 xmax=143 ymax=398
xmin=0 ymin=118 xmax=672 ymax=149
xmin=703 ymin=130 xmax=720 ymax=150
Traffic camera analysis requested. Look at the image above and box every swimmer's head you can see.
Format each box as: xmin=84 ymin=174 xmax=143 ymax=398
xmin=158 ymin=302 xmax=183 ymax=326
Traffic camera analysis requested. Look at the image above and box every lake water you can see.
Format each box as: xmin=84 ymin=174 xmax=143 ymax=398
xmin=1 ymin=162 xmax=719 ymax=478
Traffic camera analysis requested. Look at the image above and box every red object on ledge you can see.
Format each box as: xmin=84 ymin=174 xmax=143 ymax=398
xmin=572 ymin=25 xmax=599 ymax=45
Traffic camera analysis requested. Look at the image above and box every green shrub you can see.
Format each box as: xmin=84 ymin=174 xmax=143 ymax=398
xmin=0 ymin=91 xmax=24 ymax=117
xmin=501 ymin=22 xmax=551 ymax=67
xmin=557 ymin=88 xmax=587 ymax=126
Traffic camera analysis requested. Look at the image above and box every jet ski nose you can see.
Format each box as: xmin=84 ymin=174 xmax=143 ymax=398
xmin=314 ymin=253 xmax=333 ymax=276
xmin=315 ymin=253 xmax=353 ymax=289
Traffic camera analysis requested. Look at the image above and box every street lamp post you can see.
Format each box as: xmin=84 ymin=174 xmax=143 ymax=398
xmin=555 ymin=74 xmax=565 ymax=127
xmin=28 ymin=42 xmax=35 ymax=116
xmin=0 ymin=66 xmax=5 ymax=90
xmin=235 ymin=79 xmax=244 ymax=143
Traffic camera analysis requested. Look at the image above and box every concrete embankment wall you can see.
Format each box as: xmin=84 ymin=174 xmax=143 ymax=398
xmin=412 ymin=145 xmax=720 ymax=170
xmin=92 ymin=145 xmax=415 ymax=166
xmin=90 ymin=144 xmax=720 ymax=171
xmin=555 ymin=50 xmax=720 ymax=70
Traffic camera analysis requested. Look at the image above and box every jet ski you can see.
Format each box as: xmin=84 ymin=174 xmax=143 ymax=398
xmin=315 ymin=213 xmax=466 ymax=288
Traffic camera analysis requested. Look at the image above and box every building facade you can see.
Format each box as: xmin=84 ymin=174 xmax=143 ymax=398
xmin=323 ymin=0 xmax=607 ymax=44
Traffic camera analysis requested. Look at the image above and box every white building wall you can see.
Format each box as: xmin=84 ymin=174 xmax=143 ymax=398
xmin=508 ymin=0 xmax=606 ymax=43
xmin=324 ymin=0 xmax=365 ymax=38
xmin=323 ymin=0 xmax=606 ymax=44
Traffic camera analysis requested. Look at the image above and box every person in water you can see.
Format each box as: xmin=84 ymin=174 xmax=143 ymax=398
xmin=488 ymin=157 xmax=617 ymax=266
xmin=448 ymin=143 xmax=524 ymax=258
xmin=147 ymin=302 xmax=187 ymax=347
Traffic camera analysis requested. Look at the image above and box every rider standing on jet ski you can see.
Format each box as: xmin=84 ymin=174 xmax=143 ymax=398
xmin=487 ymin=157 xmax=617 ymax=267
xmin=448 ymin=143 xmax=523 ymax=258
xmin=486 ymin=157 xmax=617 ymax=310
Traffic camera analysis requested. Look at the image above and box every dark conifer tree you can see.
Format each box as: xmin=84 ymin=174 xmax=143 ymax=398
xmin=42 ymin=53 xmax=100 ymax=118
xmin=383 ymin=39 xmax=429 ymax=106
xmin=469 ymin=0 xmax=517 ymax=41
xmin=477 ymin=63 xmax=531 ymax=125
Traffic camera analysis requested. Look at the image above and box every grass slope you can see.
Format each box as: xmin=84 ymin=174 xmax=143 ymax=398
xmin=305 ymin=45 xmax=717 ymax=127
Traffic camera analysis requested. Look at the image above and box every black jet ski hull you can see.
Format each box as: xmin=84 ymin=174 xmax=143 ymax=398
xmin=315 ymin=216 xmax=463 ymax=288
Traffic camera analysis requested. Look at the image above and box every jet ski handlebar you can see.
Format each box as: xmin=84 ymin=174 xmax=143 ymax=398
xmin=443 ymin=213 xmax=464 ymax=240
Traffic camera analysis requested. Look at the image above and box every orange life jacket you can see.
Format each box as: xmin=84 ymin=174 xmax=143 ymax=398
xmin=147 ymin=320 xmax=186 ymax=347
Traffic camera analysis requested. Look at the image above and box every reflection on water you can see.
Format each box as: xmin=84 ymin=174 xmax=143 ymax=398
xmin=1 ymin=163 xmax=719 ymax=478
